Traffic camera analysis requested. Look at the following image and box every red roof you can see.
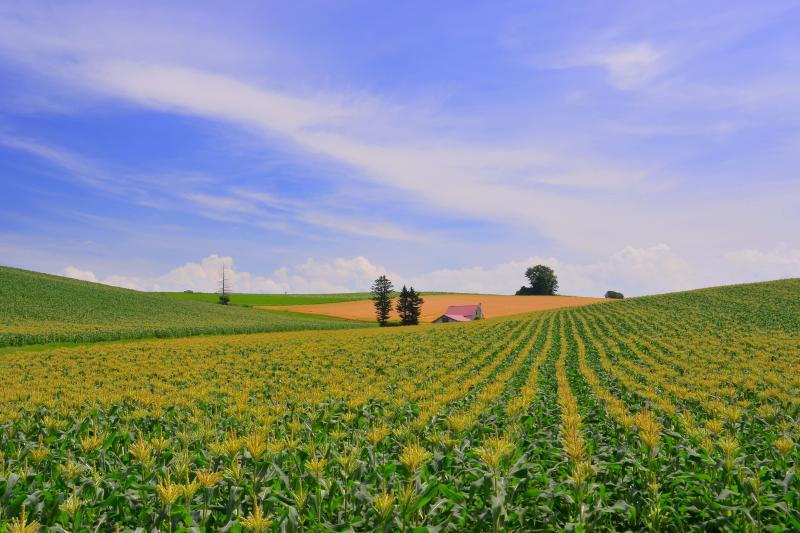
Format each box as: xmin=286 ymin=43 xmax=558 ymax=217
xmin=442 ymin=314 xmax=471 ymax=322
xmin=445 ymin=305 xmax=480 ymax=316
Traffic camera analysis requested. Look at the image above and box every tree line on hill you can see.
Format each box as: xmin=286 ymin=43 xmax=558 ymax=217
xmin=370 ymin=276 xmax=423 ymax=326
xmin=516 ymin=264 xmax=623 ymax=298
xmin=371 ymin=264 xmax=625 ymax=327
xmin=216 ymin=261 xmax=623 ymax=317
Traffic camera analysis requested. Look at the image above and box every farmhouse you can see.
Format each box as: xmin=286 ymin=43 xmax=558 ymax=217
xmin=433 ymin=304 xmax=483 ymax=323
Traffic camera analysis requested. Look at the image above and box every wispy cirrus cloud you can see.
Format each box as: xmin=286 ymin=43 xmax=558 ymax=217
xmin=1 ymin=2 xmax=799 ymax=295
xmin=0 ymin=56 xmax=669 ymax=251
xmin=529 ymin=41 xmax=665 ymax=91
xmin=0 ymin=134 xmax=101 ymax=186
xmin=589 ymin=42 xmax=664 ymax=90
xmin=1 ymin=132 xmax=428 ymax=243
xmin=182 ymin=190 xmax=424 ymax=242
xmin=182 ymin=193 xmax=261 ymax=216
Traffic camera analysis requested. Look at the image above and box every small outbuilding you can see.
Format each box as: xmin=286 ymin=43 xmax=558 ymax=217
xmin=433 ymin=304 xmax=483 ymax=323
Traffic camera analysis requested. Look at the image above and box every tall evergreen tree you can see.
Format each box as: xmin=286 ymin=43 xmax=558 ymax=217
xmin=397 ymin=285 xmax=423 ymax=325
xmin=396 ymin=285 xmax=411 ymax=325
xmin=371 ymin=275 xmax=394 ymax=326
xmin=407 ymin=286 xmax=424 ymax=325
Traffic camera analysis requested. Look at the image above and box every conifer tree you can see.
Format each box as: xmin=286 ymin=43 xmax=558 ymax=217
xmin=407 ymin=286 xmax=424 ymax=325
xmin=397 ymin=285 xmax=412 ymax=325
xmin=371 ymin=275 xmax=394 ymax=326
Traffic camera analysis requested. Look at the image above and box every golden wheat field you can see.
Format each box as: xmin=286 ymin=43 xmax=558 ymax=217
xmin=257 ymin=293 xmax=604 ymax=322
xmin=0 ymin=279 xmax=798 ymax=531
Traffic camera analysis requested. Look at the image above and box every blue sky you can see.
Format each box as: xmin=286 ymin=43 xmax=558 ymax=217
xmin=1 ymin=1 xmax=799 ymax=295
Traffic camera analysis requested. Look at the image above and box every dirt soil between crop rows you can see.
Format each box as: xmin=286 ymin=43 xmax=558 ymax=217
xmin=257 ymin=294 xmax=604 ymax=322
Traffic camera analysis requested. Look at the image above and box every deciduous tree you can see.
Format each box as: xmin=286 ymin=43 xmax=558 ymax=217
xmin=516 ymin=264 xmax=558 ymax=295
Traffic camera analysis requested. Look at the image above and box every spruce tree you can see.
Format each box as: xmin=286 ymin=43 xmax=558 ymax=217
xmin=408 ymin=286 xmax=424 ymax=325
xmin=397 ymin=285 xmax=412 ymax=325
xmin=371 ymin=275 xmax=394 ymax=326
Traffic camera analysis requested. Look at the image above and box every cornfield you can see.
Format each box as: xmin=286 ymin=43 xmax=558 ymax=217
xmin=0 ymin=266 xmax=367 ymax=347
xmin=0 ymin=279 xmax=798 ymax=530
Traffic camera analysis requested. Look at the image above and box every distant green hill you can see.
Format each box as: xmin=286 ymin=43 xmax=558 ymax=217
xmin=0 ymin=266 xmax=371 ymax=347
xmin=162 ymin=291 xmax=376 ymax=306
xmin=162 ymin=290 xmax=454 ymax=306
xmin=620 ymin=277 xmax=800 ymax=335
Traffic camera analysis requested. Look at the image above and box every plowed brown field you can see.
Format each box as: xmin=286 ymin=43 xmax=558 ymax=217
xmin=257 ymin=293 xmax=604 ymax=322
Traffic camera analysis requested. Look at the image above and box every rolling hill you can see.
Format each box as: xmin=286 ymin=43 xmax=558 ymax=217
xmin=258 ymin=293 xmax=604 ymax=322
xmin=162 ymin=291 xmax=378 ymax=306
xmin=162 ymin=290 xmax=456 ymax=306
xmin=0 ymin=278 xmax=797 ymax=529
xmin=0 ymin=266 xmax=371 ymax=347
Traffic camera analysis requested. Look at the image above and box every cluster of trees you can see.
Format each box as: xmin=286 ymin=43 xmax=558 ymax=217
xmin=516 ymin=265 xmax=558 ymax=295
xmin=370 ymin=275 xmax=423 ymax=326
xmin=515 ymin=264 xmax=624 ymax=299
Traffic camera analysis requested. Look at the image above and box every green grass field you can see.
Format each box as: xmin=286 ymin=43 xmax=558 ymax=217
xmin=162 ymin=291 xmax=454 ymax=306
xmin=0 ymin=266 xmax=371 ymax=347
xmin=162 ymin=291 xmax=377 ymax=306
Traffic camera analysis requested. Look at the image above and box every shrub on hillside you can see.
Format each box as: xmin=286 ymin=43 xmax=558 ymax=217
xmin=605 ymin=290 xmax=624 ymax=299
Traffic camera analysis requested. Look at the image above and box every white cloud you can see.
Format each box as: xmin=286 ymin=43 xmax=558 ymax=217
xmin=0 ymin=18 xmax=667 ymax=253
xmin=154 ymin=255 xmax=286 ymax=293
xmin=415 ymin=244 xmax=693 ymax=297
xmin=61 ymin=246 xmax=695 ymax=297
xmin=727 ymin=243 xmax=800 ymax=266
xmin=603 ymin=244 xmax=693 ymax=294
xmin=94 ymin=62 xmax=348 ymax=136
xmin=100 ymin=274 xmax=143 ymax=291
xmin=233 ymin=189 xmax=305 ymax=211
xmin=296 ymin=212 xmax=422 ymax=242
xmin=0 ymin=134 xmax=175 ymax=210
xmin=183 ymin=193 xmax=260 ymax=215
xmin=725 ymin=244 xmax=800 ymax=281
xmin=1 ymin=132 xmax=426 ymax=243
xmin=57 ymin=58 xmax=783 ymax=260
xmin=64 ymin=265 xmax=145 ymax=290
xmin=525 ymin=41 xmax=664 ymax=91
xmin=273 ymin=256 xmax=400 ymax=294
xmin=593 ymin=42 xmax=663 ymax=90
xmin=0 ymin=134 xmax=108 ymax=189
xmin=62 ymin=254 xmax=398 ymax=294
xmin=63 ymin=265 xmax=98 ymax=283
xmin=180 ymin=190 xmax=423 ymax=242
xmin=3 ymin=3 xmax=799 ymax=278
